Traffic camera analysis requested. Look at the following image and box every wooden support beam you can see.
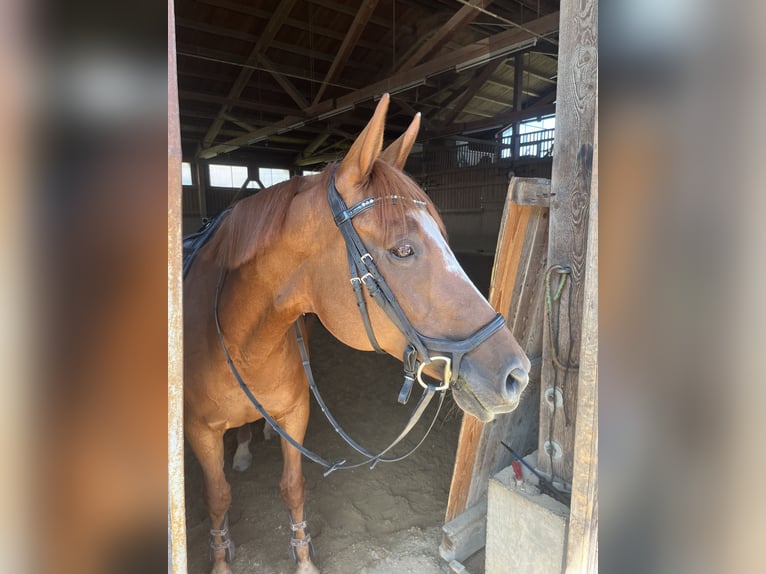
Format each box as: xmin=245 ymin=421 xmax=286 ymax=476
xmin=303 ymin=131 xmax=331 ymax=157
xmin=293 ymin=151 xmax=347 ymax=166
xmin=537 ymin=0 xmax=597 ymax=485
xmin=256 ymin=52 xmax=309 ymax=110
xmin=221 ymin=113 xmax=256 ymax=132
xmin=425 ymin=100 xmax=556 ymax=139
xmin=510 ymin=177 xmax=552 ymax=206
xmin=565 ymin=97 xmax=598 ymax=574
xmin=512 ymin=53 xmax=524 ymax=157
xmin=399 ymin=0 xmax=495 ymax=72
xmin=443 ymin=58 xmax=503 ymax=125
xmin=199 ymin=12 xmax=559 ymax=159
xmin=197 ymin=0 xmax=381 ymax=50
xmin=307 ymin=0 xmax=389 ymax=27
xmin=194 ymin=161 xmax=208 ymax=219
xmin=311 ymin=1 xmax=380 ymax=106
xmin=201 ymin=0 xmax=299 ymax=147
xmin=446 ymin=177 xmax=550 ymax=522
xmin=180 ymin=90 xmax=301 ymax=118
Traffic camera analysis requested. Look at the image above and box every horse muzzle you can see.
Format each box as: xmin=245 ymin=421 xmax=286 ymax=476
xmin=451 ymin=355 xmax=530 ymax=422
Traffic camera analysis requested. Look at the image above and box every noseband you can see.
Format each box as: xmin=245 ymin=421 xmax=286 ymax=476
xmin=327 ymin=173 xmax=506 ymax=403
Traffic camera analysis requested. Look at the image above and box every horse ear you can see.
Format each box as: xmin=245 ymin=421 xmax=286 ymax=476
xmin=335 ymin=94 xmax=390 ymax=196
xmin=380 ymin=112 xmax=421 ymax=170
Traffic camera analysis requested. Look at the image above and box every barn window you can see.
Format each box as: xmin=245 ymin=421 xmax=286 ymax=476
xmin=500 ymin=115 xmax=556 ymax=159
xmin=181 ymin=162 xmax=193 ymax=186
xmin=208 ymin=164 xmax=258 ymax=189
xmin=258 ymin=167 xmax=290 ymax=187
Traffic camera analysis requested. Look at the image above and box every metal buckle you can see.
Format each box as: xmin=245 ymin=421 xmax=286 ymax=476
xmin=361 ymin=253 xmax=373 ymax=264
xmin=416 ymin=356 xmax=451 ymax=391
xmin=360 ymin=272 xmax=374 ymax=283
xmin=350 ymin=277 xmax=362 ymax=285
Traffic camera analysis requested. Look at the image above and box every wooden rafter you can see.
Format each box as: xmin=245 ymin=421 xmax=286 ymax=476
xmin=198 ymin=11 xmax=559 ymax=159
xmin=443 ymin=58 xmax=504 ymax=125
xmin=424 ymin=99 xmax=556 ymax=140
xmin=398 ymin=0 xmax=494 ymax=72
xmin=311 ymin=1 xmax=380 ymax=107
xmin=196 ymin=0 xmax=381 ymax=50
xmin=201 ymin=0 xmax=300 ymax=148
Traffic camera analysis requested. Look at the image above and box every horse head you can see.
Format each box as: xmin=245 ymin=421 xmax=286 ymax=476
xmin=308 ymin=95 xmax=530 ymax=422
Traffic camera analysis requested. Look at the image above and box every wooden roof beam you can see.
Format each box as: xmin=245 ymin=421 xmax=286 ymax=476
xmin=311 ymin=1 xmax=380 ymax=106
xmin=198 ymin=11 xmax=559 ymax=159
xmin=195 ymin=0 xmax=380 ymax=50
xmin=201 ymin=0 xmax=299 ymax=148
xmin=443 ymin=58 xmax=504 ymax=125
xmin=424 ymin=98 xmax=556 ymax=139
xmin=398 ymin=0 xmax=494 ymax=72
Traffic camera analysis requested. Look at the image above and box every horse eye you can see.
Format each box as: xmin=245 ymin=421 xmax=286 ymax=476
xmin=390 ymin=244 xmax=415 ymax=258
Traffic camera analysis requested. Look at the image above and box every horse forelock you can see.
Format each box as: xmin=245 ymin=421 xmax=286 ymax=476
xmin=361 ymin=160 xmax=447 ymax=244
xmin=209 ymin=161 xmax=445 ymax=270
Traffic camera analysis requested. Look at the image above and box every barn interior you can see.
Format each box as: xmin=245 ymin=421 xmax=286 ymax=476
xmin=174 ymin=1 xmax=565 ymax=572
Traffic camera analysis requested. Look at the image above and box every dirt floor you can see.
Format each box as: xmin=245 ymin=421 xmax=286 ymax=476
xmin=184 ymin=254 xmax=493 ymax=574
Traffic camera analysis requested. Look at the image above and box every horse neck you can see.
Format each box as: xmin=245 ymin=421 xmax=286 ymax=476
xmin=215 ymin=181 xmax=325 ymax=353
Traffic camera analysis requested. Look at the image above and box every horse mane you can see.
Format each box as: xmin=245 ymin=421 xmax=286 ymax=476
xmin=209 ymin=160 xmax=446 ymax=270
xmin=208 ymin=177 xmax=301 ymax=269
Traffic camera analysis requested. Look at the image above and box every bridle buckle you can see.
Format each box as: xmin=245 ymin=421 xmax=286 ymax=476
xmin=416 ymin=356 xmax=451 ymax=391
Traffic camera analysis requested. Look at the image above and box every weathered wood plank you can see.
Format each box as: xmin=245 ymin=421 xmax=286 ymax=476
xmin=510 ymin=177 xmax=552 ymax=206
xmin=565 ymin=96 xmax=598 ymax=574
xmin=537 ymin=0 xmax=597 ymax=484
xmin=439 ymin=498 xmax=488 ymax=563
xmin=465 ymin=194 xmax=549 ymax=507
xmin=445 ymin=178 xmax=549 ymax=522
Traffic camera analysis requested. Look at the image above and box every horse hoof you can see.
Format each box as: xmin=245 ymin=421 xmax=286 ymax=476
xmin=232 ymin=444 xmax=253 ymax=472
xmin=294 ymin=560 xmax=320 ymax=574
xmin=211 ymin=561 xmax=233 ymax=574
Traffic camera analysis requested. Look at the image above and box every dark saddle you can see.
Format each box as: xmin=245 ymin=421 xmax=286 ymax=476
xmin=183 ymin=209 xmax=232 ymax=279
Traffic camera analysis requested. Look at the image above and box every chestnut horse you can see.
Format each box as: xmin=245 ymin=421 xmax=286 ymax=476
xmin=184 ymin=94 xmax=530 ymax=574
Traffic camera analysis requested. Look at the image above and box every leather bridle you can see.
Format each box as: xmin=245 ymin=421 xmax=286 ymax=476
xmin=212 ymin=172 xmax=507 ymax=475
xmin=326 ymin=173 xmax=507 ymax=404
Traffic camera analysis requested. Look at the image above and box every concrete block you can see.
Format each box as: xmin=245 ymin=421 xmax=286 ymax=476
xmin=486 ymin=465 xmax=569 ymax=574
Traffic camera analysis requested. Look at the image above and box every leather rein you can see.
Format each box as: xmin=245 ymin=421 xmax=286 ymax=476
xmin=213 ymin=173 xmax=506 ymax=475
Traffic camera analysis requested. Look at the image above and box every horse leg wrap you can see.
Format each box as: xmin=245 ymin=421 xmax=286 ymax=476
xmin=209 ymin=514 xmax=235 ymax=563
xmin=288 ymin=515 xmax=315 ymax=562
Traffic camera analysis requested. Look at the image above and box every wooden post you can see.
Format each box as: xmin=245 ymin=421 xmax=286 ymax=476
xmin=168 ymin=0 xmax=187 ymax=571
xmin=512 ymin=53 xmax=523 ymax=159
xmin=195 ymin=159 xmax=208 ymax=219
xmin=565 ymin=97 xmax=598 ymax=574
xmin=537 ymin=0 xmax=597 ymax=485
xmin=445 ymin=178 xmax=550 ymax=523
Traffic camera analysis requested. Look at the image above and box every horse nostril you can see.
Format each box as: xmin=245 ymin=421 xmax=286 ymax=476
xmin=505 ymin=368 xmax=529 ymax=400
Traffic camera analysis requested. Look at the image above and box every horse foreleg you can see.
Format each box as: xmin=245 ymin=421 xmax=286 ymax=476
xmin=232 ymin=423 xmax=253 ymax=472
xmin=187 ymin=423 xmax=235 ymax=574
xmin=277 ymin=393 xmax=320 ymax=574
